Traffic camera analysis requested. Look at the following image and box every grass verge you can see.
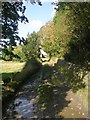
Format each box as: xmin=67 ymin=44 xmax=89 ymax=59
xmin=1 ymin=59 xmax=42 ymax=113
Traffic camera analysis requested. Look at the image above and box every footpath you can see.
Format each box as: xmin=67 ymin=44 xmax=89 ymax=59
xmin=3 ymin=59 xmax=89 ymax=119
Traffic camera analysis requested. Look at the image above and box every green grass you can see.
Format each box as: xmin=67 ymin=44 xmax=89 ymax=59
xmin=0 ymin=61 xmax=25 ymax=102
xmin=0 ymin=61 xmax=25 ymax=86
xmin=1 ymin=59 xmax=42 ymax=109
xmin=0 ymin=61 xmax=25 ymax=73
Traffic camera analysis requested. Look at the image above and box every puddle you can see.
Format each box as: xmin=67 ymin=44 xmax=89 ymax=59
xmin=4 ymin=87 xmax=88 ymax=119
xmin=6 ymin=97 xmax=38 ymax=119
xmin=3 ymin=67 xmax=88 ymax=119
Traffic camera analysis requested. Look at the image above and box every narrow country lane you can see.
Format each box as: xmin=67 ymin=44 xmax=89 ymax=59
xmin=3 ymin=61 xmax=88 ymax=119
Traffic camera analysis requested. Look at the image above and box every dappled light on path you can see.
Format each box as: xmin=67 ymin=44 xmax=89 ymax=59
xmin=58 ymin=90 xmax=88 ymax=118
xmin=3 ymin=58 xmax=89 ymax=119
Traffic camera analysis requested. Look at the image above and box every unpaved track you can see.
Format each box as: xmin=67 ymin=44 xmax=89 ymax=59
xmin=58 ymin=90 xmax=88 ymax=118
xmin=3 ymin=62 xmax=88 ymax=119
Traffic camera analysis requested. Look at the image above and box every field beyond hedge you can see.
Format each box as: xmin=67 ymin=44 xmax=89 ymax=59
xmin=0 ymin=61 xmax=25 ymax=74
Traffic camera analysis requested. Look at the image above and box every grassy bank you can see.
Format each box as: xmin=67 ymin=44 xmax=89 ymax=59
xmin=1 ymin=59 xmax=42 ymax=110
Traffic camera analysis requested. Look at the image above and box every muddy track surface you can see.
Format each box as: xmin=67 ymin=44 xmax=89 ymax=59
xmin=3 ymin=64 xmax=88 ymax=119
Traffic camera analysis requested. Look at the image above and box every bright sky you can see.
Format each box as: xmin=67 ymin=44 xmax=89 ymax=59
xmin=18 ymin=1 xmax=56 ymax=38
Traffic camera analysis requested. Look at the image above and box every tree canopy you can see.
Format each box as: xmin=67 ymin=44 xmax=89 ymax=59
xmin=54 ymin=2 xmax=90 ymax=66
xmin=1 ymin=1 xmax=90 ymax=68
xmin=22 ymin=31 xmax=40 ymax=60
xmin=1 ymin=0 xmax=42 ymax=47
xmin=1 ymin=0 xmax=42 ymax=60
xmin=1 ymin=2 xmax=28 ymax=47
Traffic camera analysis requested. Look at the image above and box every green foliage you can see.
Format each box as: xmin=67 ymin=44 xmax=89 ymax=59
xmin=2 ymin=31 xmax=40 ymax=62
xmin=2 ymin=73 xmax=15 ymax=85
xmin=43 ymin=37 xmax=62 ymax=58
xmin=2 ymin=46 xmax=21 ymax=61
xmin=2 ymin=32 xmax=41 ymax=62
xmin=1 ymin=0 xmax=42 ymax=53
xmin=2 ymin=59 xmax=42 ymax=106
xmin=54 ymin=2 xmax=90 ymax=66
xmin=53 ymin=5 xmax=72 ymax=57
xmin=1 ymin=1 xmax=42 ymax=62
xmin=1 ymin=2 xmax=28 ymax=47
xmin=39 ymin=21 xmax=61 ymax=58
xmin=13 ymin=45 xmax=26 ymax=62
xmin=49 ymin=59 xmax=87 ymax=93
xmin=2 ymin=47 xmax=13 ymax=61
xmin=22 ymin=31 xmax=40 ymax=60
xmin=37 ymin=82 xmax=53 ymax=108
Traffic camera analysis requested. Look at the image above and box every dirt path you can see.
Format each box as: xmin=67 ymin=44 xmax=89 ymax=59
xmin=3 ymin=60 xmax=88 ymax=119
xmin=58 ymin=90 xmax=88 ymax=118
xmin=4 ymin=81 xmax=88 ymax=119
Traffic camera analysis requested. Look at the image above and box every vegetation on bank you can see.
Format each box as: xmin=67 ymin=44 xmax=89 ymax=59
xmin=1 ymin=2 xmax=90 ymax=116
xmin=1 ymin=59 xmax=42 ymax=107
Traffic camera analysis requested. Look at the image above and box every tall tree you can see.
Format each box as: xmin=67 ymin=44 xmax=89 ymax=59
xmin=22 ymin=31 xmax=40 ymax=60
xmin=1 ymin=0 xmax=42 ymax=60
xmin=54 ymin=2 xmax=90 ymax=66
xmin=39 ymin=21 xmax=60 ymax=58
xmin=1 ymin=2 xmax=28 ymax=47
xmin=1 ymin=0 xmax=42 ymax=47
